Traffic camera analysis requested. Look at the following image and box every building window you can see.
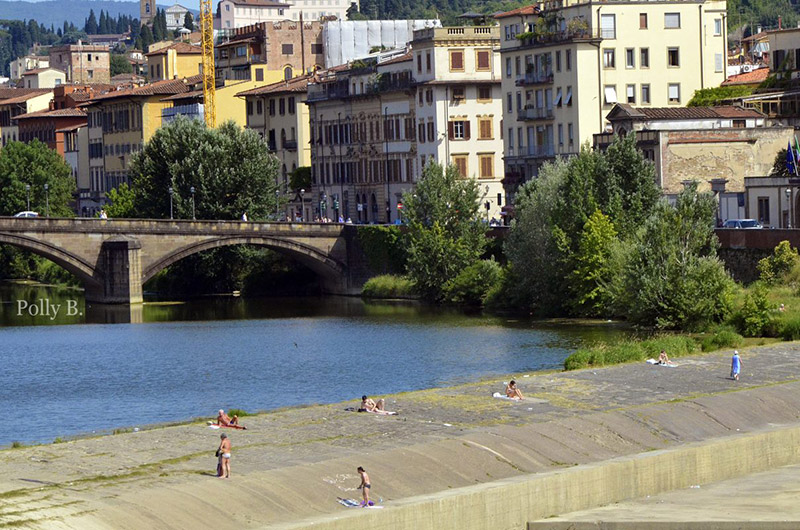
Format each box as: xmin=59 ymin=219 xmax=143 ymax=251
xmin=555 ymin=87 xmax=562 ymax=107
xmin=247 ymin=101 xmax=253 ymax=115
xmin=478 ymin=86 xmax=492 ymax=101
xmin=417 ymin=53 xmax=422 ymax=73
xmin=452 ymin=155 xmax=468 ymax=177
xmin=476 ymin=50 xmax=491 ymax=71
xmin=626 ymin=84 xmax=635 ymax=103
xmin=427 ymin=121 xmax=434 ymax=142
xmin=668 ymin=83 xmax=680 ymax=103
xmin=236 ymin=46 xmax=247 ymax=57
xmin=256 ymin=100 xmax=263 ymax=114
xmin=558 ymin=123 xmax=563 ymax=145
xmin=639 ymin=13 xmax=648 ymax=29
xmin=600 ymin=14 xmax=616 ymax=39
xmin=603 ymin=49 xmax=615 ymax=69
xmin=733 ymin=119 xmax=746 ymax=128
xmin=568 ymin=122 xmax=574 ymax=145
xmin=506 ymin=92 xmax=512 ymax=112
xmin=450 ymin=50 xmax=464 ymax=71
xmin=566 ymin=49 xmax=572 ymax=70
xmin=478 ymin=154 xmax=494 ymax=179
xmin=288 ymin=97 xmax=295 ymax=114
xmin=426 ymin=89 xmax=433 ymax=103
xmin=87 ymin=70 xmax=94 ymax=79
xmin=758 ymin=196 xmax=770 ymax=224
xmin=640 ymin=48 xmax=649 ymax=68
xmin=641 ymin=84 xmax=651 ymax=103
xmin=565 ymin=86 xmax=572 ymax=106
xmin=506 ymin=57 xmax=512 ymax=77
xmin=282 ymin=44 xmax=293 ymax=55
xmin=269 ymin=99 xmax=275 ymax=115
xmin=604 ymin=85 xmax=617 ymax=105
xmin=478 ymin=117 xmax=493 ymax=139
xmin=452 ymin=86 xmax=466 ymax=103
xmin=418 ymin=90 xmax=424 ymax=105
xmin=426 ymin=51 xmax=431 ymax=72
xmin=255 ymin=68 xmax=264 ymax=81
xmin=284 ymin=66 xmax=292 ymax=80
xmin=665 ymin=13 xmax=680 ymax=29
xmin=625 ymin=48 xmax=635 ymax=68
xmin=555 ymin=50 xmax=561 ymax=72
xmin=311 ymin=43 xmax=323 ymax=54
xmin=714 ymin=18 xmax=722 ymax=36
xmin=448 ymin=120 xmax=469 ymax=140
xmin=667 ymin=47 xmax=680 ymax=67
xmin=715 ymin=53 xmax=724 ymax=72
xmin=279 ymin=98 xmax=285 ymax=115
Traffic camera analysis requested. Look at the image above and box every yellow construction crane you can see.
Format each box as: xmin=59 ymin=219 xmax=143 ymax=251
xmin=199 ymin=0 xmax=216 ymax=127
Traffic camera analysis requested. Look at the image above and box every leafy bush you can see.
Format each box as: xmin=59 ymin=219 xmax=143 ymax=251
xmin=733 ymin=283 xmax=777 ymax=337
xmin=779 ymin=315 xmax=800 ymax=341
xmin=356 ymin=226 xmax=407 ymax=274
xmin=443 ymin=259 xmax=501 ymax=305
xmin=361 ymin=274 xmax=416 ymax=298
xmin=227 ymin=408 xmax=252 ymax=418
xmin=563 ymin=335 xmax=698 ymax=370
xmin=701 ymin=326 xmax=744 ymax=352
xmin=758 ymin=241 xmax=799 ymax=284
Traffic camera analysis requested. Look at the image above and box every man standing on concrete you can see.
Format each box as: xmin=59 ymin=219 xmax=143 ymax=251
xmin=731 ymin=350 xmax=741 ymax=381
xmin=217 ymin=433 xmax=232 ymax=478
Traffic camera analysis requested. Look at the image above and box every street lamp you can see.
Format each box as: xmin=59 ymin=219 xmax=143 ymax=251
xmin=190 ymin=186 xmax=196 ymax=220
xmin=276 ymin=188 xmax=280 ymax=220
xmin=168 ymin=186 xmax=174 ymax=219
xmin=25 ymin=183 xmax=30 ymax=211
xmin=384 ymin=105 xmax=390 ymax=224
xmin=300 ymin=188 xmax=305 ymax=222
xmin=787 ymin=188 xmax=792 ymax=229
xmin=44 ymin=183 xmax=49 ymax=217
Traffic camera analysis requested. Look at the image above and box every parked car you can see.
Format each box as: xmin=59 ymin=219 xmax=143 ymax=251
xmin=722 ymin=219 xmax=762 ymax=229
xmin=13 ymin=211 xmax=39 ymax=218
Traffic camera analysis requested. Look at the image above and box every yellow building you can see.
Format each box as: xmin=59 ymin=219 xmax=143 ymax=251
xmin=20 ymin=67 xmax=66 ymax=89
xmin=84 ymin=76 xmax=198 ymax=200
xmin=0 ymin=89 xmax=53 ymax=146
xmin=496 ymin=0 xmax=728 ymax=194
xmin=161 ymin=76 xmax=274 ymax=127
xmin=145 ymin=42 xmax=203 ymax=81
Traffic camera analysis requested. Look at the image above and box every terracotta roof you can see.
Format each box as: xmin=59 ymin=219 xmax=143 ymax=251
xmin=0 ymin=88 xmax=49 ymax=100
xmin=22 ymin=67 xmax=64 ymax=76
xmin=721 ymin=67 xmax=770 ymax=86
xmin=55 ymin=123 xmax=85 ymax=133
xmin=88 ymin=75 xmax=202 ymax=102
xmin=145 ymin=42 xmax=203 ymax=56
xmin=236 ymin=74 xmax=312 ymax=97
xmin=609 ymin=103 xmax=763 ymax=121
xmin=0 ymin=90 xmax=52 ymax=105
xmin=160 ymin=88 xmax=203 ymax=101
xmin=15 ymin=107 xmax=87 ymax=120
xmin=493 ymin=5 xmax=540 ymax=19
xmin=380 ymin=52 xmax=412 ymax=66
xmin=742 ymin=31 xmax=768 ymax=42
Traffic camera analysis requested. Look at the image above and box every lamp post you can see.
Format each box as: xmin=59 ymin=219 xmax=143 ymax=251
xmin=44 ymin=183 xmax=49 ymax=217
xmin=190 ymin=186 xmax=196 ymax=220
xmin=787 ymin=187 xmax=792 ymax=229
xmin=384 ymin=105 xmax=390 ymax=224
xmin=300 ymin=188 xmax=305 ymax=222
xmin=276 ymin=188 xmax=280 ymax=220
xmin=25 ymin=184 xmax=30 ymax=211
xmin=168 ymin=186 xmax=174 ymax=219
xmin=338 ymin=111 xmax=344 ymax=221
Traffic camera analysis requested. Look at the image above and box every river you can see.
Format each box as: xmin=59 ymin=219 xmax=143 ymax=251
xmin=0 ymin=283 xmax=629 ymax=446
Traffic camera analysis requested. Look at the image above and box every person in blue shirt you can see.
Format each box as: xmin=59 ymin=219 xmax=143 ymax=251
xmin=731 ymin=350 xmax=741 ymax=381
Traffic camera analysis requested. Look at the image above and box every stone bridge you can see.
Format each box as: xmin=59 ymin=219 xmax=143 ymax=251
xmin=0 ymin=218 xmax=370 ymax=304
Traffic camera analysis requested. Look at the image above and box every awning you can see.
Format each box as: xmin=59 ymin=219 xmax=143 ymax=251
xmin=565 ymin=87 xmax=572 ymax=106
xmin=604 ymin=86 xmax=617 ymax=104
xmin=553 ymin=90 xmax=562 ymax=106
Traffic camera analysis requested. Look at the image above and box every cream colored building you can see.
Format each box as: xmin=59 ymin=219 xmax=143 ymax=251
xmin=237 ymin=74 xmax=312 ymax=193
xmin=0 ymin=89 xmax=53 ymax=146
xmin=20 ymin=67 xmax=66 ymax=89
xmin=496 ymin=0 xmax=728 ymax=196
xmin=215 ymin=0 xmax=353 ymax=32
xmin=9 ymin=55 xmax=49 ymax=80
xmin=305 ymin=26 xmax=505 ymax=224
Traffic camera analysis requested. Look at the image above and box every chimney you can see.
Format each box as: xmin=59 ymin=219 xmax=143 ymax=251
xmin=757 ymin=25 xmax=762 ymax=34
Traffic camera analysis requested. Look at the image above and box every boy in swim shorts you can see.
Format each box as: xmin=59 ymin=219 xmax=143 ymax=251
xmin=357 ymin=466 xmax=372 ymax=506
xmin=218 ymin=433 xmax=231 ymax=478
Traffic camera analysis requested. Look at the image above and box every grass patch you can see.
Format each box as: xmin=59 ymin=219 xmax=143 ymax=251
xmin=361 ymin=274 xmax=417 ymax=299
xmin=226 ymin=408 xmax=253 ymax=418
xmin=564 ymin=334 xmax=698 ymax=370
xmin=10 ymin=441 xmax=23 ymax=449
xmin=700 ymin=326 xmax=744 ymax=352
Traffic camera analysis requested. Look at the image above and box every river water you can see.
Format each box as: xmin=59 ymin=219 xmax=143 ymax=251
xmin=0 ymin=283 xmax=628 ymax=446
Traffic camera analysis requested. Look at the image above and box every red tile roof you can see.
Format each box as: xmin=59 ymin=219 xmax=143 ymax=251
xmin=610 ymin=103 xmax=763 ymax=121
xmin=21 ymin=67 xmax=65 ymax=76
xmin=494 ymin=5 xmax=540 ymax=19
xmin=380 ymin=52 xmax=412 ymax=66
xmin=0 ymin=90 xmax=52 ymax=105
xmin=88 ymin=75 xmax=202 ymax=102
xmin=0 ymin=88 xmax=50 ymax=101
xmin=236 ymin=74 xmax=312 ymax=97
xmin=145 ymin=42 xmax=202 ymax=56
xmin=15 ymin=107 xmax=87 ymax=120
xmin=721 ymin=67 xmax=770 ymax=86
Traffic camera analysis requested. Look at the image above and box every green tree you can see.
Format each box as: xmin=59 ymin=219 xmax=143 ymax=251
xmin=758 ymin=240 xmax=800 ymax=284
xmin=289 ymin=166 xmax=311 ymax=192
xmin=184 ymin=12 xmax=195 ymax=31
xmin=771 ymin=148 xmax=794 ymax=179
xmin=0 ymin=140 xmax=75 ymax=216
xmin=84 ymin=9 xmax=98 ymax=34
xmin=569 ymin=210 xmax=617 ymax=316
xmin=128 ymin=116 xmax=280 ymax=220
xmin=613 ymin=183 xmax=734 ymax=330
xmin=105 ymin=182 xmax=135 ymax=218
xmin=110 ymin=54 xmax=132 ymax=77
xmin=687 ymin=86 xmax=755 ymax=107
xmin=402 ymin=161 xmax=485 ymax=301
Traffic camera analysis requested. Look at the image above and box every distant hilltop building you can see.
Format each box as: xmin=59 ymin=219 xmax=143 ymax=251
xmin=49 ymin=43 xmax=111 ymax=84
xmin=214 ymin=0 xmax=357 ymax=33
xmin=9 ymin=55 xmax=49 ymax=80
xmin=141 ymin=0 xmax=155 ymax=27
xmin=166 ymin=4 xmax=192 ymax=31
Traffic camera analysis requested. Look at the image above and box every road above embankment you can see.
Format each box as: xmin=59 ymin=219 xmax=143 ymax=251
xmin=3 ymin=343 xmax=800 ymax=529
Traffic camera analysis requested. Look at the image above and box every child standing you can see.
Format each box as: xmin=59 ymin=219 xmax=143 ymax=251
xmin=731 ymin=350 xmax=741 ymax=381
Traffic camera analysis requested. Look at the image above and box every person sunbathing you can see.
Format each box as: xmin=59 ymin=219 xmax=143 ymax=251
xmin=506 ymin=380 xmax=524 ymax=400
xmin=358 ymin=395 xmax=385 ymax=412
xmin=216 ymin=409 xmax=239 ymax=426
xmin=658 ymin=350 xmax=671 ymax=365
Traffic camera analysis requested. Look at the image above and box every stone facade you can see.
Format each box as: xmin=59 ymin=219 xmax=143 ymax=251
xmin=49 ymin=44 xmax=111 ymax=84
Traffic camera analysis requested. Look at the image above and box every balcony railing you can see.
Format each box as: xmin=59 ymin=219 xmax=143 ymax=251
xmin=283 ymin=139 xmax=298 ymax=150
xmin=515 ymin=144 xmax=555 ymax=158
xmin=515 ymin=28 xmax=602 ymax=47
xmin=518 ymin=106 xmax=554 ymax=121
xmin=515 ymin=71 xmax=554 ymax=86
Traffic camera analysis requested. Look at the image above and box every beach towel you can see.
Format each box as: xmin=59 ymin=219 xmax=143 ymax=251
xmin=646 ymin=359 xmax=678 ymax=367
xmin=493 ymin=392 xmax=522 ymax=401
xmin=337 ymin=497 xmax=383 ymax=509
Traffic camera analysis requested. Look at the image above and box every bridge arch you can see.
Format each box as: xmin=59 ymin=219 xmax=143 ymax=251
xmin=141 ymin=235 xmax=347 ymax=288
xmin=0 ymin=232 xmax=101 ymax=288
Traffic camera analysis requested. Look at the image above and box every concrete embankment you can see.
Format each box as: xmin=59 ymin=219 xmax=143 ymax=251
xmin=3 ymin=343 xmax=800 ymax=529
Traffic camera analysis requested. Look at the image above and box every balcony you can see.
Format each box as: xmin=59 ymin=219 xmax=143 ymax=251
xmin=516 ymin=71 xmax=554 ymax=86
xmin=515 ymin=144 xmax=555 ymax=158
xmin=518 ymin=106 xmax=554 ymax=121
xmin=514 ymin=28 xmax=602 ymax=48
xmin=283 ymin=139 xmax=298 ymax=150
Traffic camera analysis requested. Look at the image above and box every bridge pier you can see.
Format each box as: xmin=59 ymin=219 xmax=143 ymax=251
xmin=85 ymin=237 xmax=143 ymax=305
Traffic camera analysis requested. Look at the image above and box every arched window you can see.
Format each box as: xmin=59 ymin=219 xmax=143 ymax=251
xmin=145 ymin=2 xmax=150 ymax=13
xmin=284 ymin=66 xmax=292 ymax=80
